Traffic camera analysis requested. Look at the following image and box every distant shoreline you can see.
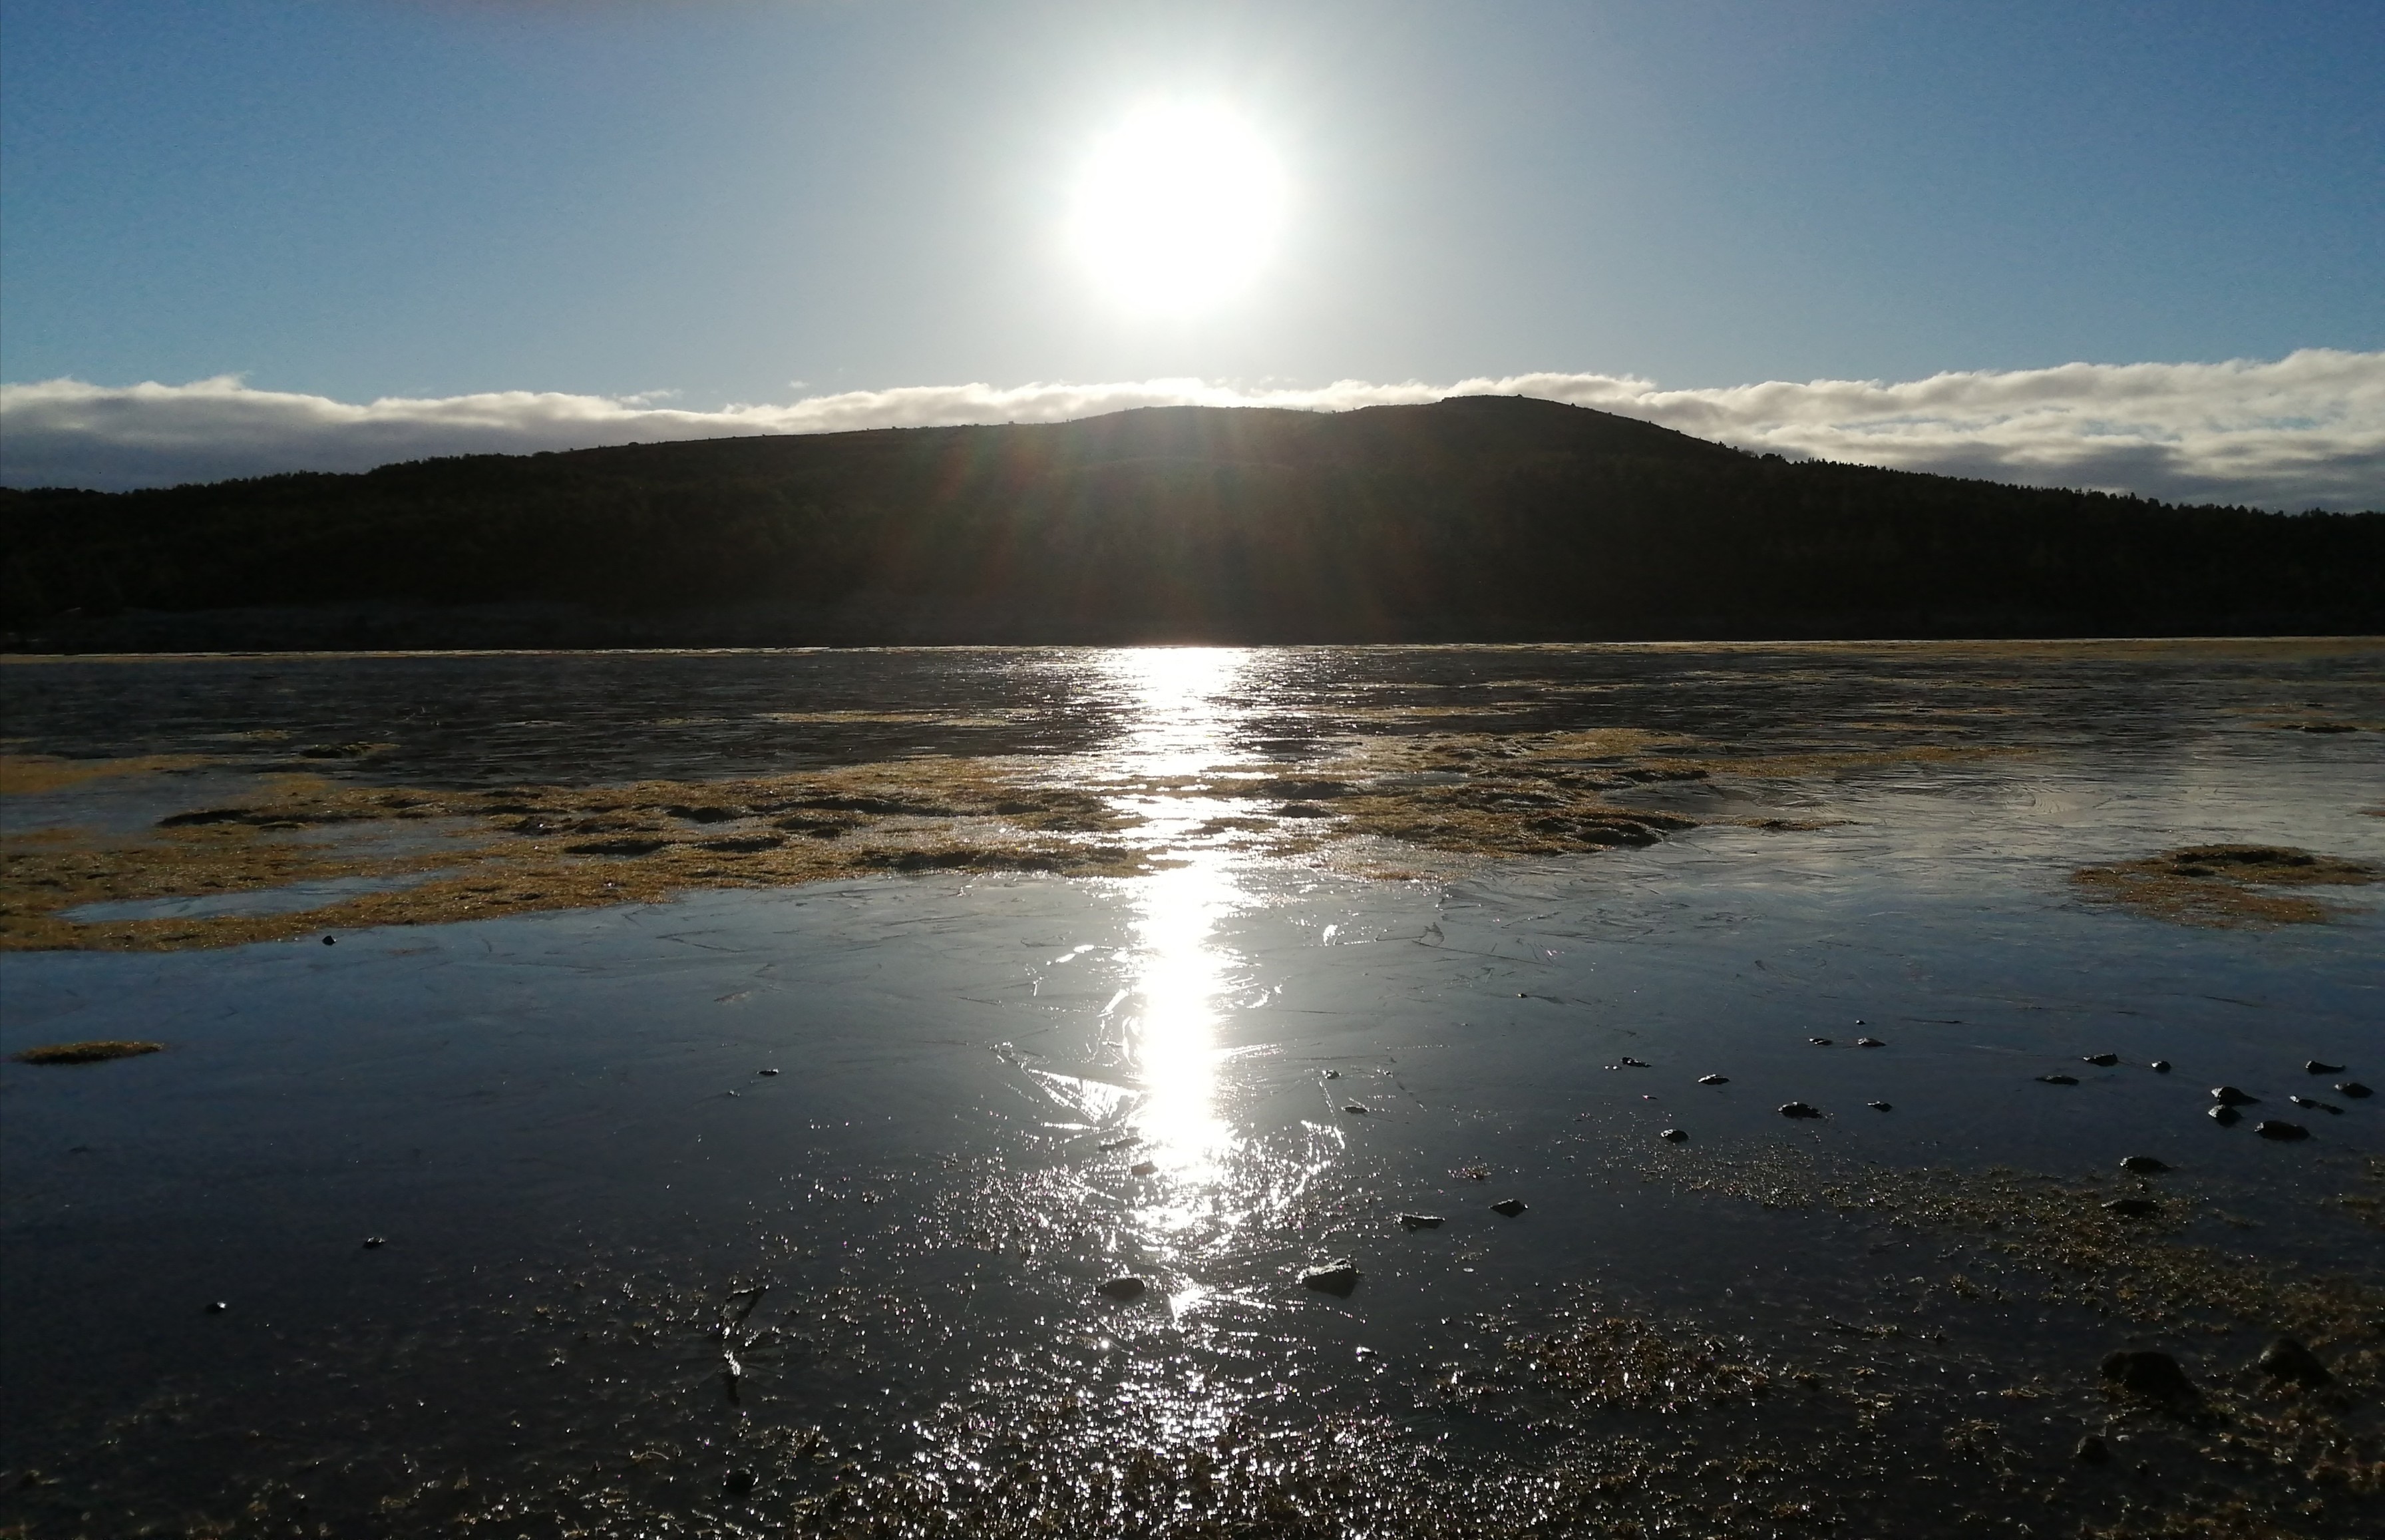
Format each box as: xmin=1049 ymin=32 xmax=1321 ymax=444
xmin=11 ymin=400 xmax=2380 ymax=648
xmin=8 ymin=633 xmax=2385 ymax=664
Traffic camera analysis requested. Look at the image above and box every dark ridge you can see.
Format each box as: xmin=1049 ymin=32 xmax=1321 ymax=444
xmin=3 ymin=397 xmax=2378 ymax=648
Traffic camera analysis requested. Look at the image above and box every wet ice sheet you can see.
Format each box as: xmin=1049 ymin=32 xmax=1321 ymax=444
xmin=3 ymin=838 xmax=2380 ymax=1530
xmin=61 ymin=868 xmax=451 ymax=921
xmin=5 ymin=638 xmax=2379 ymax=794
xmin=1 ymin=642 xmax=2381 ymax=1535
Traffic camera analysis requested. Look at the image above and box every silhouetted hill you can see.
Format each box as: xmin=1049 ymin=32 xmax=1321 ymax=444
xmin=4 ymin=397 xmax=2379 ymax=647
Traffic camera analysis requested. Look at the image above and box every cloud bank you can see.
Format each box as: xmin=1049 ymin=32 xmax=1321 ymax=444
xmin=3 ymin=349 xmax=2378 ymax=510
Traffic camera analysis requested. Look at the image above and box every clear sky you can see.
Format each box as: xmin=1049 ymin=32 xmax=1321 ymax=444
xmin=2 ymin=1 xmax=2380 ymax=504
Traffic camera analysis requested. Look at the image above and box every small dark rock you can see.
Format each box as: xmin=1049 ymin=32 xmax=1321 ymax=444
xmin=758 ymin=1067 xmax=779 ymax=1076
xmin=1398 ymin=1213 xmax=1443 ymax=1229
xmin=1129 ymin=1160 xmax=1159 ymax=1177
xmin=2256 ymin=1337 xmax=2332 ymax=1386
xmin=1343 ymin=1103 xmax=1369 ymax=1115
xmin=1659 ymin=1128 xmax=1687 ymax=1143
xmin=2102 ymin=1350 xmax=2195 ymax=1402
xmin=14 ymin=1040 xmax=167 ymax=1066
xmin=1779 ymin=1101 xmax=1823 ymax=1119
xmin=321 ymin=934 xmax=336 ymax=946
xmin=2074 ymin=1435 xmax=2110 ymax=1464
xmin=2149 ymin=1060 xmax=2171 ymax=1073
xmin=1490 ymin=1199 xmax=1529 ymax=1217
xmin=2102 ymin=1198 xmax=2159 ymax=1218
xmin=2119 ymin=1155 xmax=2169 ymax=1174
xmin=1323 ymin=1069 xmax=1340 ymax=1079
xmin=2336 ymin=1081 xmax=2372 ymax=1098
xmin=2304 ymin=1060 xmax=2346 ymax=1074
xmin=2038 ymin=1074 xmax=2078 ymax=1085
xmin=2288 ymin=1095 xmax=2340 ymax=1113
xmin=1300 ymin=1259 xmax=1360 ymax=1296
xmin=2209 ymin=1105 xmax=2241 ymax=1125
xmin=1809 ymin=1037 xmax=1833 ymax=1046
xmin=1098 ymin=1276 xmax=1148 ymax=1301
xmin=2082 ymin=1053 xmax=2119 ymax=1067
xmin=1866 ymin=1101 xmax=1893 ymax=1111
xmin=205 ymin=1300 xmax=228 ymax=1314
xmin=1618 ymin=1056 xmax=1649 ymax=1067
xmin=1698 ymin=1074 xmax=1728 ymax=1085
xmin=2255 ymin=1120 xmax=2310 ymax=1141
xmin=1855 ymin=1037 xmax=1885 ymax=1048
xmin=723 ymin=1468 xmax=759 ymax=1496
xmin=2209 ymin=1085 xmax=2257 ymax=1105
xmin=362 ymin=1235 xmax=386 ymax=1249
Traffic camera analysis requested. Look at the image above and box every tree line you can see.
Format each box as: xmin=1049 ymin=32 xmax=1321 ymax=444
xmin=5 ymin=396 xmax=2379 ymax=645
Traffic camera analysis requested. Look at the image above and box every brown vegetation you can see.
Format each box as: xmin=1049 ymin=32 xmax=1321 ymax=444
xmin=0 ymin=752 xmax=211 ymax=795
xmin=2072 ymin=845 xmax=2381 ymax=928
xmin=0 ymin=756 xmax=1157 ymax=952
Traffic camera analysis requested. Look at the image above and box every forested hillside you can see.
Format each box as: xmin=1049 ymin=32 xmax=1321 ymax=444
xmin=5 ymin=396 xmax=2378 ymax=646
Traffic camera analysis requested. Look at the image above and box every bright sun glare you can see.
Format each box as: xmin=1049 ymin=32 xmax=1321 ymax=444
xmin=1069 ymin=104 xmax=1286 ymax=313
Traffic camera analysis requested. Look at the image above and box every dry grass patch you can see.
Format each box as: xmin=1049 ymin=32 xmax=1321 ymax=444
xmin=2072 ymin=846 xmax=2380 ymax=928
xmin=0 ymin=757 xmax=1157 ymax=952
xmin=0 ymin=752 xmax=214 ymax=795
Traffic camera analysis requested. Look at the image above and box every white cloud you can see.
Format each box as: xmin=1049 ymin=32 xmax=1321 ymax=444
xmin=3 ymin=350 xmax=2379 ymax=509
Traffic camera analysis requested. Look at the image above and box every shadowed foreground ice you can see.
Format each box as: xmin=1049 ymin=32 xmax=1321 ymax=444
xmin=2 ymin=644 xmax=2380 ymax=1536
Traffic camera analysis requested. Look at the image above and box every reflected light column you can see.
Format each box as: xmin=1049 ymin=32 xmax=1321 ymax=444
xmin=1099 ymin=649 xmax=1258 ymax=1196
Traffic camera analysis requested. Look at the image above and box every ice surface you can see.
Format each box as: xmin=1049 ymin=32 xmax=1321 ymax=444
xmin=3 ymin=642 xmax=2380 ymax=1535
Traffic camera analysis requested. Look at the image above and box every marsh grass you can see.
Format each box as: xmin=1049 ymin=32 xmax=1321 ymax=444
xmin=2072 ymin=846 xmax=2381 ymax=928
xmin=0 ymin=752 xmax=213 ymax=795
xmin=0 ymin=757 xmax=1159 ymax=952
xmin=0 ymin=725 xmax=2213 ymax=952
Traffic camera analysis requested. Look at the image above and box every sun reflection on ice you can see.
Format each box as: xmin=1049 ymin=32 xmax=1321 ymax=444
xmin=1096 ymin=645 xmax=1254 ymax=783
xmin=1097 ymin=649 xmax=1268 ymax=1253
xmin=1075 ymin=648 xmax=1348 ymax=1303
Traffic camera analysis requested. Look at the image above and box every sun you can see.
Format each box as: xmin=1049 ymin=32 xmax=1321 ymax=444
xmin=1069 ymin=104 xmax=1286 ymax=314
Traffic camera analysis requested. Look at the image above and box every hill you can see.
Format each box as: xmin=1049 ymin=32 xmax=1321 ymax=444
xmin=4 ymin=396 xmax=2379 ymax=648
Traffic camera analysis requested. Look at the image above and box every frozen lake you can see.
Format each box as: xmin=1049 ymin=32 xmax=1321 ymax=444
xmin=3 ymin=642 xmax=2380 ymax=1537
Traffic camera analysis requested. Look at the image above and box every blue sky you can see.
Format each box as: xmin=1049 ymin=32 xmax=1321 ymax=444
xmin=2 ymin=1 xmax=2380 ymax=502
